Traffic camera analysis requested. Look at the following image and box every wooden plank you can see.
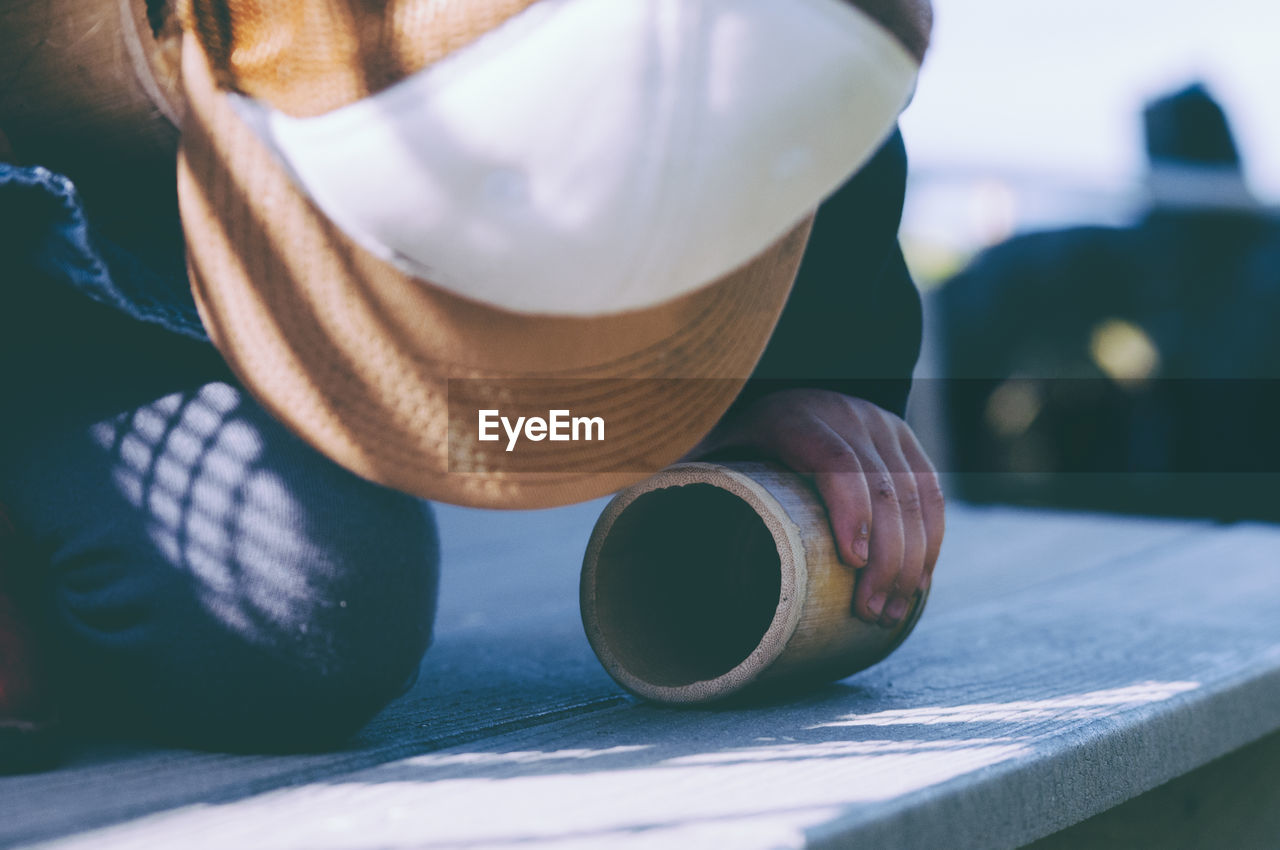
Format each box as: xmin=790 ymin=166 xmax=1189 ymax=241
xmin=19 ymin=508 xmax=1275 ymax=850
xmin=0 ymin=500 xmax=623 ymax=847
xmin=1024 ymin=728 xmax=1280 ymax=850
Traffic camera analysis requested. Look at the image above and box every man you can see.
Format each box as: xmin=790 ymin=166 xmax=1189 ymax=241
xmin=940 ymin=83 xmax=1280 ymax=519
xmin=0 ymin=0 xmax=942 ymax=770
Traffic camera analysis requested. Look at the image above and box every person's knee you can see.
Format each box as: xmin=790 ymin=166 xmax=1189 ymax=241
xmin=54 ymin=496 xmax=441 ymax=750
xmin=46 ymin=382 xmax=442 ymax=750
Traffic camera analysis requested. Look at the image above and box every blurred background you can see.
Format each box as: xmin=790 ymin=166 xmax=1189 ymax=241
xmin=898 ymin=0 xmax=1280 ymax=521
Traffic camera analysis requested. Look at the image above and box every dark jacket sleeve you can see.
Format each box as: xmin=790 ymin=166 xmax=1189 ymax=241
xmin=730 ymin=128 xmax=922 ymax=419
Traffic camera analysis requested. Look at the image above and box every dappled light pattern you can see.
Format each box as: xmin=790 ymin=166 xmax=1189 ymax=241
xmin=90 ymin=383 xmax=315 ymax=640
xmin=815 ymin=681 xmax=1201 ymax=727
xmin=40 ymin=678 xmax=1209 ymax=850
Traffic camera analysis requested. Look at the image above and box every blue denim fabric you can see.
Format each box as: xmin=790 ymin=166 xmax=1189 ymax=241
xmin=0 ymin=163 xmax=207 ymax=340
xmin=0 ymin=164 xmax=440 ymax=751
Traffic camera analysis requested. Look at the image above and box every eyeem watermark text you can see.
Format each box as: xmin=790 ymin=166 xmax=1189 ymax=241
xmin=478 ymin=409 xmax=605 ymax=452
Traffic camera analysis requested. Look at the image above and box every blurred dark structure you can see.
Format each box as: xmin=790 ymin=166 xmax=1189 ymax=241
xmin=938 ymin=84 xmax=1280 ymax=521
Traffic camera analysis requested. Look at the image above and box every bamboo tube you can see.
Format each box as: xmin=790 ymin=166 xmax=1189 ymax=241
xmin=580 ymin=461 xmax=928 ymax=704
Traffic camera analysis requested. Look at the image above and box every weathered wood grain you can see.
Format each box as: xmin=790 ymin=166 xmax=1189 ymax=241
xmin=14 ymin=504 xmax=1273 ymax=850
xmin=1025 ymin=727 xmax=1280 ymax=849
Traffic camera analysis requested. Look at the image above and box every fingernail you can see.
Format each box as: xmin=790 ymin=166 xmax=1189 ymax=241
xmin=886 ymin=597 xmax=908 ymax=622
xmin=867 ymin=593 xmax=887 ymax=618
xmin=854 ymin=523 xmax=870 ymax=563
xmin=918 ymin=573 xmax=932 ymax=595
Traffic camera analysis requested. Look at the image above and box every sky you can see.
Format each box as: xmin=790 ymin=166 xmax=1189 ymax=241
xmin=897 ymin=0 xmax=1280 ymax=254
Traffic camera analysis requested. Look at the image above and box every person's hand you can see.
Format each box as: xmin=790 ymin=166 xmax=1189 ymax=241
xmin=686 ymin=388 xmax=944 ymax=627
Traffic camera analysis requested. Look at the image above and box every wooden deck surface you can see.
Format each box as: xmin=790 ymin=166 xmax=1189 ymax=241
xmin=3 ymin=500 xmax=1279 ymax=849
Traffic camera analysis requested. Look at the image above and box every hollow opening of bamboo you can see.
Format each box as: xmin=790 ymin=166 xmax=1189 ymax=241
xmin=592 ymin=483 xmax=783 ymax=688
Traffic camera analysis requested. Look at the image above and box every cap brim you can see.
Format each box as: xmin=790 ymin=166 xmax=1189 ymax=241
xmin=177 ymin=37 xmax=810 ymax=509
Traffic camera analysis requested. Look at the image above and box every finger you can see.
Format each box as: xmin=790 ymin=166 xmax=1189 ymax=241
xmin=837 ymin=409 xmax=917 ymax=627
xmin=764 ymin=417 xmax=873 ymax=569
xmin=900 ymin=429 xmax=946 ymax=595
xmin=850 ymin=455 xmax=906 ymax=624
xmin=859 ymin=415 xmax=928 ymax=626
xmin=873 ymin=443 xmax=926 ymax=628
